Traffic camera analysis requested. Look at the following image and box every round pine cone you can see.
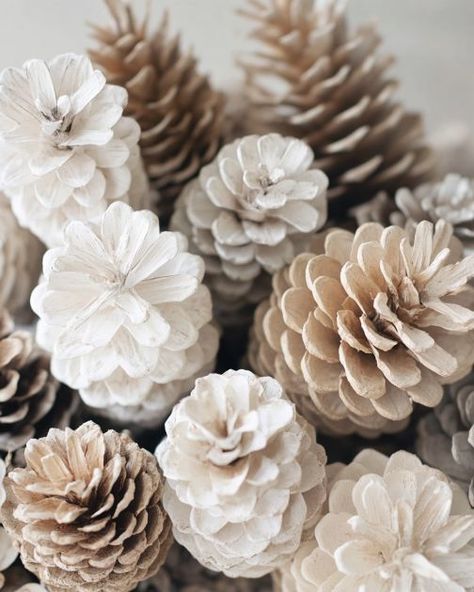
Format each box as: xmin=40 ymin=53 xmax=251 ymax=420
xmin=171 ymin=133 xmax=328 ymax=323
xmin=417 ymin=374 xmax=474 ymax=506
xmin=248 ymin=221 xmax=474 ymax=436
xmin=0 ymin=421 xmax=172 ymax=592
xmin=0 ymin=310 xmax=76 ymax=462
xmin=89 ymin=0 xmax=225 ymax=221
xmin=156 ymin=369 xmax=327 ymax=578
xmin=239 ymin=0 xmax=435 ymax=214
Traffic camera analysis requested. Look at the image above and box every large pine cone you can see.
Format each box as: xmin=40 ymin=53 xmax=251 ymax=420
xmin=89 ymin=0 xmax=226 ymax=221
xmin=239 ymin=0 xmax=436 ymax=215
xmin=0 ymin=421 xmax=172 ymax=592
xmin=0 ymin=311 xmax=76 ymax=462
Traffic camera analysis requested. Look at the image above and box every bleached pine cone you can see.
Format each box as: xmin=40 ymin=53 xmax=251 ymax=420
xmin=31 ymin=201 xmax=218 ymax=426
xmin=279 ymin=450 xmax=474 ymax=592
xmin=248 ymin=221 xmax=474 ymax=436
xmin=89 ymin=0 xmax=225 ymax=222
xmin=0 ymin=53 xmax=149 ymax=247
xmin=240 ymin=0 xmax=435 ymax=214
xmin=156 ymin=369 xmax=327 ymax=578
xmin=0 ymin=309 xmax=77 ymax=463
xmin=171 ymin=134 xmax=328 ymax=321
xmin=0 ymin=459 xmax=19 ymax=591
xmin=417 ymin=373 xmax=474 ymax=507
xmin=0 ymin=421 xmax=172 ymax=592
xmin=394 ymin=174 xmax=474 ymax=254
xmin=0 ymin=196 xmax=42 ymax=318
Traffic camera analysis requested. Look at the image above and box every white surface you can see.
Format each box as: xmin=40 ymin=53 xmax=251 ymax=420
xmin=0 ymin=0 xmax=472 ymax=135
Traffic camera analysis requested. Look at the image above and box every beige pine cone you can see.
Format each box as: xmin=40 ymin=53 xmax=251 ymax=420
xmin=171 ymin=133 xmax=328 ymax=323
xmin=89 ymin=0 xmax=225 ymax=221
xmin=248 ymin=220 xmax=474 ymax=436
xmin=239 ymin=0 xmax=435 ymax=214
xmin=0 ymin=309 xmax=77 ymax=463
xmin=0 ymin=421 xmax=172 ymax=592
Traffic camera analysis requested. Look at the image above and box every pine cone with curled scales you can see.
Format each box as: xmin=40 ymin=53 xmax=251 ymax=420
xmin=89 ymin=0 xmax=226 ymax=221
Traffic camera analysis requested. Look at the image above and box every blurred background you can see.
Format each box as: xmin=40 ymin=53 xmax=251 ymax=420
xmin=0 ymin=0 xmax=472 ymax=137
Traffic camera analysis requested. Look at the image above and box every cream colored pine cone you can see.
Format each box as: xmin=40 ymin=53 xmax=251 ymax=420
xmin=89 ymin=0 xmax=225 ymax=221
xmin=0 ymin=421 xmax=172 ymax=592
xmin=0 ymin=53 xmax=150 ymax=247
xmin=248 ymin=220 xmax=474 ymax=436
xmin=0 ymin=309 xmax=77 ymax=463
xmin=156 ymin=369 xmax=327 ymax=578
xmin=239 ymin=0 xmax=435 ymax=214
xmin=171 ymin=133 xmax=328 ymax=323
xmin=279 ymin=449 xmax=474 ymax=592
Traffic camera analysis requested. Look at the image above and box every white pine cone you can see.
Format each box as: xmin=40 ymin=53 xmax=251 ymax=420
xmin=0 ymin=53 xmax=150 ymax=247
xmin=0 ymin=195 xmax=42 ymax=317
xmin=156 ymin=369 xmax=327 ymax=578
xmin=395 ymin=174 xmax=474 ymax=253
xmin=280 ymin=450 xmax=474 ymax=592
xmin=171 ymin=134 xmax=328 ymax=321
xmin=31 ymin=201 xmax=219 ymax=425
xmin=0 ymin=459 xmax=18 ymax=591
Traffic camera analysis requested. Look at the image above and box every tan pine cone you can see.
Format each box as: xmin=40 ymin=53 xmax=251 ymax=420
xmin=0 ymin=421 xmax=172 ymax=592
xmin=89 ymin=0 xmax=226 ymax=221
xmin=0 ymin=310 xmax=77 ymax=464
xmin=239 ymin=0 xmax=436 ymax=214
xmin=248 ymin=221 xmax=474 ymax=436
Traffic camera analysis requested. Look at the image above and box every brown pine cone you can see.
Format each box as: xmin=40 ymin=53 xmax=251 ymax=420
xmin=0 ymin=311 xmax=77 ymax=463
xmin=0 ymin=421 xmax=172 ymax=592
xmin=239 ymin=0 xmax=436 ymax=216
xmin=89 ymin=0 xmax=226 ymax=222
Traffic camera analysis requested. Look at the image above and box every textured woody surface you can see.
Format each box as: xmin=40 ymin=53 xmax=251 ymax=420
xmin=279 ymin=450 xmax=474 ymax=592
xmin=90 ymin=0 xmax=225 ymax=221
xmin=249 ymin=221 xmax=474 ymax=435
xmin=240 ymin=0 xmax=435 ymax=214
xmin=1 ymin=422 xmax=172 ymax=592
xmin=156 ymin=369 xmax=327 ymax=578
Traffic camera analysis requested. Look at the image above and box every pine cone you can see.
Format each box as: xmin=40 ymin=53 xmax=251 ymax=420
xmin=0 ymin=310 xmax=77 ymax=463
xmin=89 ymin=0 xmax=226 ymax=221
xmin=417 ymin=374 xmax=474 ymax=506
xmin=156 ymin=370 xmax=327 ymax=578
xmin=279 ymin=450 xmax=474 ymax=592
xmin=0 ymin=53 xmax=149 ymax=247
xmin=394 ymin=174 xmax=474 ymax=254
xmin=248 ymin=221 xmax=474 ymax=435
xmin=171 ymin=133 xmax=328 ymax=323
xmin=0 ymin=195 xmax=42 ymax=319
xmin=1 ymin=421 xmax=172 ymax=592
xmin=239 ymin=0 xmax=436 ymax=215
xmin=139 ymin=543 xmax=273 ymax=592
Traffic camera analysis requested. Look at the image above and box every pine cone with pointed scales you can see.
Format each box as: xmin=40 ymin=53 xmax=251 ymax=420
xmin=239 ymin=0 xmax=436 ymax=215
xmin=89 ymin=0 xmax=226 ymax=221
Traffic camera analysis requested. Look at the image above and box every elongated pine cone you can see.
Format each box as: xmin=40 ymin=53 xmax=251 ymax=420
xmin=171 ymin=133 xmax=328 ymax=322
xmin=248 ymin=220 xmax=474 ymax=436
xmin=0 ymin=421 xmax=172 ymax=592
xmin=417 ymin=373 xmax=474 ymax=506
xmin=0 ymin=310 xmax=76 ymax=462
xmin=89 ymin=0 xmax=225 ymax=221
xmin=157 ymin=369 xmax=327 ymax=578
xmin=239 ymin=0 xmax=435 ymax=214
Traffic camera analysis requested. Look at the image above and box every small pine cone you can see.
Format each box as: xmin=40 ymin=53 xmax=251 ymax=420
xmin=394 ymin=174 xmax=474 ymax=254
xmin=239 ymin=0 xmax=436 ymax=215
xmin=89 ymin=0 xmax=226 ymax=221
xmin=279 ymin=450 xmax=474 ymax=592
xmin=156 ymin=369 xmax=327 ymax=578
xmin=248 ymin=220 xmax=474 ymax=436
xmin=0 ymin=196 xmax=43 ymax=319
xmin=417 ymin=374 xmax=474 ymax=506
xmin=0 ymin=421 xmax=172 ymax=592
xmin=171 ymin=133 xmax=328 ymax=323
xmin=0 ymin=310 xmax=77 ymax=463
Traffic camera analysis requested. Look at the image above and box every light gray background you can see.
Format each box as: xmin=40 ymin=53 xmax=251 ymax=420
xmin=0 ymin=0 xmax=472 ymax=137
